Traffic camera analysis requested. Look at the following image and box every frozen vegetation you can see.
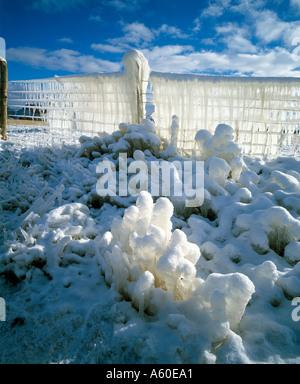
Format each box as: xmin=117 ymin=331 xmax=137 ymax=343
xmin=0 ymin=118 xmax=300 ymax=364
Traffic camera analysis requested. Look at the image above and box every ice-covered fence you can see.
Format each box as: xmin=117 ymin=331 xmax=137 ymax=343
xmin=150 ymin=72 xmax=300 ymax=157
xmin=7 ymin=48 xmax=300 ymax=157
xmin=7 ymin=50 xmax=150 ymax=139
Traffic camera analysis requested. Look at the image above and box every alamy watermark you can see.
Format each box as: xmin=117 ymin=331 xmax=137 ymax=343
xmin=292 ymin=37 xmax=300 ymax=62
xmin=96 ymin=153 xmax=204 ymax=207
xmin=0 ymin=297 xmax=5 ymax=322
xmin=292 ymin=297 xmax=300 ymax=322
xmin=0 ymin=37 xmax=5 ymax=60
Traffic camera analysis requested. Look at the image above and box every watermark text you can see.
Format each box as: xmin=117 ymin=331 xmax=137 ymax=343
xmin=0 ymin=297 xmax=6 ymax=322
xmin=292 ymin=297 xmax=300 ymax=322
xmin=292 ymin=37 xmax=300 ymax=62
xmin=96 ymin=153 xmax=204 ymax=208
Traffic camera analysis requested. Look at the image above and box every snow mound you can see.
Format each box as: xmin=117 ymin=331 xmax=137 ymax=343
xmin=236 ymin=206 xmax=300 ymax=256
xmin=195 ymin=124 xmax=242 ymax=163
xmin=77 ymin=118 xmax=161 ymax=159
xmin=194 ymin=272 xmax=255 ymax=331
xmin=284 ymin=242 xmax=300 ymax=266
xmin=0 ymin=202 xmax=97 ymax=280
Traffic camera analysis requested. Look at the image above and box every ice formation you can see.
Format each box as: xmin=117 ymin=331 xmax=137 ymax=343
xmin=99 ymin=191 xmax=200 ymax=304
xmin=98 ymin=190 xmax=255 ymax=341
xmin=150 ymin=72 xmax=300 ymax=157
xmin=195 ymin=123 xmax=242 ymax=162
xmin=7 ymin=49 xmax=150 ymax=139
xmin=7 ymin=49 xmax=300 ymax=159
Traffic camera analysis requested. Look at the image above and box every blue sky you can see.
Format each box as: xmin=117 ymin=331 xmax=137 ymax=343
xmin=1 ymin=0 xmax=300 ymax=80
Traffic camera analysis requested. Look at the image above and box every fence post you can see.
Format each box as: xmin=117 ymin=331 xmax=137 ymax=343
xmin=123 ymin=49 xmax=150 ymax=124
xmin=0 ymin=58 xmax=7 ymax=141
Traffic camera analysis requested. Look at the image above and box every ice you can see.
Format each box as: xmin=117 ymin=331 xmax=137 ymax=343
xmin=7 ymin=50 xmax=150 ymax=140
xmin=150 ymin=72 xmax=300 ymax=158
xmin=7 ymin=49 xmax=300 ymax=159
xmin=123 ymin=49 xmax=150 ymax=125
xmin=99 ymin=192 xmax=201 ymax=304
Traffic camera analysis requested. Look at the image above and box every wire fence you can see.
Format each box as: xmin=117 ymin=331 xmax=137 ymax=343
xmin=6 ymin=49 xmax=300 ymax=158
xmin=150 ymin=72 xmax=300 ymax=158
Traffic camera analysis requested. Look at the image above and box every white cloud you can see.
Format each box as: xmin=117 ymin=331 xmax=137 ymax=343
xmin=6 ymin=47 xmax=121 ymax=74
xmin=101 ymin=0 xmax=149 ymax=11
xmin=57 ymin=37 xmax=74 ymax=44
xmin=97 ymin=22 xmax=155 ymax=52
xmin=215 ymin=23 xmax=257 ymax=53
xmin=201 ymin=0 xmax=231 ymax=18
xmin=201 ymin=4 xmax=224 ymax=17
xmin=156 ymin=24 xmax=189 ymax=39
xmin=91 ymin=43 xmax=125 ymax=53
xmin=193 ymin=17 xmax=201 ymax=33
xmin=7 ymin=41 xmax=300 ymax=79
xmin=142 ymin=45 xmax=194 ymax=63
xmin=122 ymin=22 xmax=154 ymax=44
xmin=216 ymin=2 xmax=300 ymax=48
xmin=254 ymin=10 xmax=287 ymax=44
xmin=142 ymin=46 xmax=226 ymax=73
xmin=89 ymin=15 xmax=102 ymax=22
xmin=141 ymin=44 xmax=300 ymax=77
xmin=224 ymin=35 xmax=257 ymax=53
xmin=229 ymin=0 xmax=266 ymax=14
xmin=201 ymin=38 xmax=216 ymax=45
xmin=92 ymin=21 xmax=190 ymax=55
xmin=254 ymin=9 xmax=300 ymax=46
xmin=7 ymin=47 xmax=49 ymax=69
xmin=291 ymin=0 xmax=300 ymax=11
xmin=215 ymin=23 xmax=239 ymax=35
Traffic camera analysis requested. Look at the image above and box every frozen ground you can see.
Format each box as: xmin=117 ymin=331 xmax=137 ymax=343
xmin=0 ymin=121 xmax=300 ymax=364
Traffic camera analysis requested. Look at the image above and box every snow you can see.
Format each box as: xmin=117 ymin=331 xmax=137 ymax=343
xmin=285 ymin=242 xmax=300 ymax=266
xmin=0 ymin=118 xmax=300 ymax=365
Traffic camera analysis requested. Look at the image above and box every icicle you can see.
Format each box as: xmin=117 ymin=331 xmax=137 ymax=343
xmin=150 ymin=73 xmax=300 ymax=157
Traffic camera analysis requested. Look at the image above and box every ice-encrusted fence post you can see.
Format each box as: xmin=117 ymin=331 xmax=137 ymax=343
xmin=122 ymin=49 xmax=150 ymax=124
xmin=0 ymin=57 xmax=7 ymax=141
